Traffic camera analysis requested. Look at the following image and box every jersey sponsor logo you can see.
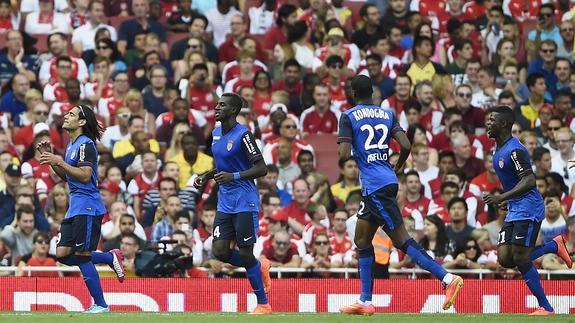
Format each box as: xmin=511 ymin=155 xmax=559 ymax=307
xmin=242 ymin=134 xmax=256 ymax=156
xmin=510 ymin=151 xmax=522 ymax=171
xmin=498 ymin=158 xmax=504 ymax=169
xmin=227 ymin=140 xmax=233 ymax=151
xmin=79 ymin=144 xmax=85 ymax=162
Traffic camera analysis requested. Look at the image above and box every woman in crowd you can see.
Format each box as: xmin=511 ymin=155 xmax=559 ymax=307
xmin=301 ymin=232 xmax=342 ymax=277
xmin=17 ymin=232 xmax=61 ymax=277
xmin=125 ymin=89 xmax=156 ymax=136
xmin=419 ymin=214 xmax=449 ymax=263
xmin=45 ymin=183 xmax=68 ymax=237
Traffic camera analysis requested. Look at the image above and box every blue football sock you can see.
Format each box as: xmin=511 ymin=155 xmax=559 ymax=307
xmin=358 ymin=246 xmax=374 ymax=302
xmin=401 ymin=238 xmax=447 ymax=281
xmin=529 ymin=240 xmax=558 ymax=262
xmin=228 ymin=250 xmax=243 ymax=267
xmin=91 ymin=251 xmax=113 ymax=265
xmin=517 ymin=262 xmax=553 ymax=312
xmin=246 ymin=261 xmax=268 ymax=304
xmin=77 ymin=258 xmax=108 ymax=308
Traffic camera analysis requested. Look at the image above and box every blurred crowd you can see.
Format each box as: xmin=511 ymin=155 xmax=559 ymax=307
xmin=0 ymin=0 xmax=574 ymax=278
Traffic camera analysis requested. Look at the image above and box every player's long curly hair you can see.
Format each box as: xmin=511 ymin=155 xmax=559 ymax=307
xmin=77 ymin=104 xmax=105 ymax=142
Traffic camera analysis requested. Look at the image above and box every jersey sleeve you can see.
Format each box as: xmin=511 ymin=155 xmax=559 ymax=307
xmin=77 ymin=142 xmax=97 ymax=167
xmin=510 ymin=148 xmax=533 ymax=177
xmin=241 ymin=131 xmax=263 ymax=163
xmin=337 ymin=113 xmax=353 ymax=143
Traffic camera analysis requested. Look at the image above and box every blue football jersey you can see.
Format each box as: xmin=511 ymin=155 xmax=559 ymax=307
xmin=338 ymin=104 xmax=403 ymax=195
xmin=65 ymin=134 xmax=106 ymax=218
xmin=211 ymin=123 xmax=262 ymax=213
xmin=492 ymin=137 xmax=544 ymax=222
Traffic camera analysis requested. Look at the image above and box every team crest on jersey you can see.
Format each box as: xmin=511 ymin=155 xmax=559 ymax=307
xmin=227 ymin=140 xmax=233 ymax=151
xmin=70 ymin=151 xmax=76 ymax=160
xmin=498 ymin=158 xmax=504 ymax=169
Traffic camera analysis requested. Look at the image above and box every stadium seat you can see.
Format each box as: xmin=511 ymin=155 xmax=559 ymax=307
xmin=166 ymin=32 xmax=189 ymax=49
xmin=304 ymin=133 xmax=340 ymax=184
xmin=108 ymin=16 xmax=131 ymax=31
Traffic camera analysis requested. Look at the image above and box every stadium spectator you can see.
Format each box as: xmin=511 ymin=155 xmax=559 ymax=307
xmin=557 ymin=20 xmax=574 ymax=59
xmin=0 ymin=32 xmax=36 ymax=86
xmin=205 ymin=0 xmax=240 ymax=48
xmin=275 ymin=138 xmax=301 ymax=187
xmin=380 ymin=74 xmax=411 ymax=114
xmin=420 ymin=214 xmax=449 ymax=262
xmin=219 ymin=15 xmax=265 ymax=69
xmin=533 ymin=147 xmax=552 ymax=178
xmin=282 ymin=178 xmax=312 ymax=236
xmin=72 ymin=0 xmax=117 ymax=54
xmin=261 ymin=165 xmax=291 ymax=206
xmin=166 ymin=0 xmax=196 ymax=33
xmin=170 ymin=16 xmax=218 ymax=66
xmin=0 ymin=205 xmax=37 ymax=264
xmin=100 ymin=107 xmax=131 ymax=151
xmin=14 ymin=104 xmax=62 ymax=154
xmin=168 ymin=132 xmax=213 ymax=190
xmin=538 ymin=190 xmax=568 ymax=245
xmin=306 ymin=171 xmax=337 ymax=213
xmin=445 ymin=197 xmax=489 ymax=255
xmin=16 ymin=231 xmax=60 ymax=277
xmin=330 ymin=158 xmax=360 ymax=203
xmin=483 ymin=189 xmax=505 ymax=246
xmin=301 ymin=231 xmax=343 ymax=276
xmin=24 ymin=0 xmax=71 ymax=35
xmin=117 ymin=0 xmax=167 ymax=56
xmin=453 ymin=84 xmax=485 ymax=135
xmin=118 ymin=232 xmax=140 ymax=277
xmin=451 ymin=133 xmax=485 ymax=181
xmin=443 ymin=238 xmax=488 ymax=269
xmin=38 ymin=33 xmax=89 ymax=85
xmin=261 ymin=229 xmax=302 ymax=268
xmin=21 ymin=132 xmax=59 ymax=199
xmin=550 ymin=128 xmax=575 ymax=189
xmin=471 ymin=67 xmax=501 ymax=110
xmin=157 ymin=98 xmax=207 ymax=154
xmin=403 ymin=170 xmax=431 ymax=217
xmin=300 ymin=84 xmax=339 ymax=138
xmin=526 ymin=4 xmax=562 ymax=61
xmin=428 ymin=181 xmax=460 ymax=222
xmin=301 ymin=202 xmax=329 ymax=246
xmin=262 ymin=4 xmax=297 ymax=59
xmin=351 ymin=4 xmax=381 ymax=52
xmin=112 ymin=128 xmax=161 ymax=174
xmin=0 ymin=74 xmax=31 ymax=123
xmin=128 ymin=151 xmax=162 ymax=218
xmin=151 ymin=196 xmax=183 ymax=241
xmin=142 ymin=177 xmax=195 ymax=227
xmin=470 ymin=150 xmax=502 ymax=197
xmin=44 ymin=183 xmax=67 ymax=236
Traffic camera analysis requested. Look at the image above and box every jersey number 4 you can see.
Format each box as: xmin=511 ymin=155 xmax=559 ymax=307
xmin=360 ymin=124 xmax=389 ymax=150
xmin=214 ymin=226 xmax=220 ymax=238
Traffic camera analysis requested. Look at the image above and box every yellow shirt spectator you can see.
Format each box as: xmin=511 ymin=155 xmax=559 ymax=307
xmin=331 ymin=180 xmax=361 ymax=203
xmin=169 ymin=151 xmax=214 ymax=189
xmin=112 ymin=138 xmax=160 ymax=159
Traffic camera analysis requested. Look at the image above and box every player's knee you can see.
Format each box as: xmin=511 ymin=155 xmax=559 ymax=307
xmin=212 ymin=245 xmax=231 ymax=262
xmin=497 ymin=255 xmax=514 ymax=268
xmin=354 ymin=236 xmax=371 ymax=249
xmin=512 ymin=253 xmax=529 ymax=267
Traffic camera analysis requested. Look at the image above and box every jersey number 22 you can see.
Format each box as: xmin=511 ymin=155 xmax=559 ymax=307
xmin=360 ymin=124 xmax=389 ymax=150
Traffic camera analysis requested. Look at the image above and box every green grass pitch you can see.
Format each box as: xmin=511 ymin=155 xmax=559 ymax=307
xmin=1 ymin=313 xmax=574 ymax=323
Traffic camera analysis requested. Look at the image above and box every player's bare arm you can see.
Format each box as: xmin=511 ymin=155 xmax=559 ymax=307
xmin=392 ymin=130 xmax=411 ymax=171
xmin=337 ymin=142 xmax=352 ymax=163
xmin=483 ymin=173 xmax=536 ymax=206
xmin=39 ymin=151 xmax=92 ymax=184
xmin=193 ymin=169 xmax=218 ymax=188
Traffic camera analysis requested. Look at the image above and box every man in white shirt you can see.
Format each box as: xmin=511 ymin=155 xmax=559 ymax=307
xmin=100 ymin=107 xmax=132 ymax=151
xmin=72 ymin=0 xmax=117 ymax=55
xmin=38 ymin=33 xmax=88 ymax=86
xmin=471 ymin=66 xmax=502 ymax=110
xmin=205 ymin=0 xmax=240 ymax=48
xmin=550 ymin=127 xmax=575 ymax=190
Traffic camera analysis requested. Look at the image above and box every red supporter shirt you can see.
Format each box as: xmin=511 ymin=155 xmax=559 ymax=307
xmin=300 ymin=107 xmax=338 ymax=135
xmin=129 ymin=173 xmax=162 ymax=201
xmin=266 ymin=138 xmax=314 ymax=164
xmin=219 ymin=36 xmax=267 ymax=64
xmin=45 ymin=82 xmax=69 ymax=103
xmin=283 ymin=202 xmax=311 ymax=228
xmin=253 ymin=93 xmax=272 ymax=117
xmin=14 ymin=125 xmax=62 ymax=151
xmin=188 ymin=85 xmax=217 ymax=125
xmin=196 ymin=226 xmax=211 ymax=242
xmin=386 ymin=96 xmax=408 ymax=115
xmin=223 ymin=64 xmax=264 ymax=85
xmin=324 ymin=78 xmax=346 ymax=106
xmin=271 ymin=80 xmax=303 ymax=98
xmin=0 ymin=18 xmax=13 ymax=32
xmin=47 ymin=57 xmax=81 ymax=82
xmin=463 ymin=1 xmax=486 ymax=20
xmin=507 ymin=0 xmax=541 ymax=18
xmin=329 ymin=233 xmax=353 ymax=254
xmin=102 ymin=97 xmax=124 ymax=125
xmin=428 ymin=177 xmax=442 ymax=200
xmin=263 ymin=26 xmax=287 ymax=51
xmin=470 ymin=172 xmax=502 ymax=195
xmin=261 ymin=240 xmax=299 ymax=264
xmin=20 ymin=255 xmax=59 ymax=277
xmin=403 ymin=195 xmax=431 ymax=216
xmin=419 ymin=0 xmax=447 ymax=17
xmin=22 ymin=158 xmax=57 ymax=191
